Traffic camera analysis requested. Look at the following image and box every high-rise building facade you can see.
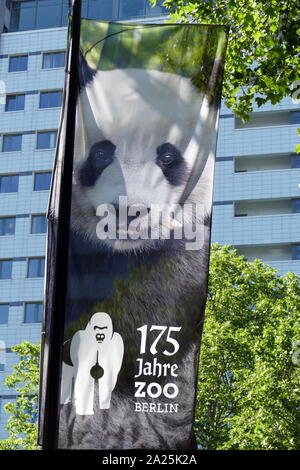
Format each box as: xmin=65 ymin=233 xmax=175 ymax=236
xmin=0 ymin=0 xmax=299 ymax=439
xmin=212 ymin=99 xmax=300 ymax=275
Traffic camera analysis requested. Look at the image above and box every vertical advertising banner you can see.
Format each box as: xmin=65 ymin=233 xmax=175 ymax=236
xmin=39 ymin=17 xmax=228 ymax=450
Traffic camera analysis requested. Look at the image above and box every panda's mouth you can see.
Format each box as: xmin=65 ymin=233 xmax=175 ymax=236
xmin=94 ymin=200 xmax=187 ymax=245
xmin=97 ymin=205 xmax=152 ymax=240
xmin=100 ymin=212 xmax=182 ymax=240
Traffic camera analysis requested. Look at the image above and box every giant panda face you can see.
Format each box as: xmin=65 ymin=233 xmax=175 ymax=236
xmin=72 ymin=60 xmax=212 ymax=253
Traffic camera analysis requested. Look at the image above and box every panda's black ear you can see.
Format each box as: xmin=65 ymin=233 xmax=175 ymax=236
xmin=78 ymin=50 xmax=97 ymax=90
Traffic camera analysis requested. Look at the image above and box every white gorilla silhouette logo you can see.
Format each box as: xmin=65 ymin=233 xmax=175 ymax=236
xmin=60 ymin=312 xmax=124 ymax=415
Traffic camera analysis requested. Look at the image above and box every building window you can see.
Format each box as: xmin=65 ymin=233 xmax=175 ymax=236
xmin=33 ymin=172 xmax=52 ymax=191
xmin=291 ymin=155 xmax=300 ymax=168
xmin=145 ymin=0 xmax=168 ymax=16
xmin=9 ymin=0 xmax=168 ymax=33
xmin=119 ymin=0 xmax=145 ymax=19
xmin=5 ymin=94 xmax=25 ymax=112
xmin=0 ymin=217 xmax=15 ymax=236
xmin=27 ymin=258 xmax=45 ymax=278
xmin=42 ymin=51 xmax=65 ymax=69
xmin=292 ymin=200 xmax=300 ymax=214
xmin=39 ymin=91 xmax=62 ymax=109
xmin=235 ymin=111 xmax=296 ymax=129
xmin=37 ymin=131 xmax=57 ymax=149
xmin=10 ymin=0 xmax=68 ymax=32
xmin=2 ymin=134 xmax=22 ymax=152
xmin=292 ymin=245 xmax=300 ymax=260
xmin=31 ymin=215 xmax=47 ymax=234
xmin=0 ymin=304 xmax=9 ymax=324
xmin=0 ymin=175 xmax=19 ymax=193
xmin=290 ymin=111 xmax=300 ymax=125
xmin=0 ymin=260 xmax=13 ymax=280
xmin=0 ymin=339 xmax=6 ymax=371
xmin=9 ymin=55 xmax=28 ymax=72
xmin=10 ymin=0 xmax=36 ymax=31
xmin=24 ymin=302 xmax=43 ymax=323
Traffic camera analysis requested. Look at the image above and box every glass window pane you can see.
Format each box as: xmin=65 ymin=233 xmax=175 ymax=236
xmin=0 ymin=175 xmax=19 ymax=193
xmin=2 ymin=134 xmax=22 ymax=152
xmin=88 ymin=0 xmax=114 ymax=20
xmin=16 ymin=94 xmax=25 ymax=110
xmin=36 ymin=4 xmax=62 ymax=29
xmin=40 ymin=92 xmax=61 ymax=108
xmin=119 ymin=0 xmax=145 ymax=19
xmin=39 ymin=92 xmax=48 ymax=108
xmin=42 ymin=53 xmax=52 ymax=69
xmin=19 ymin=6 xmax=35 ymax=30
xmin=20 ymin=55 xmax=28 ymax=70
xmin=36 ymin=303 xmax=43 ymax=322
xmin=6 ymin=94 xmax=25 ymax=111
xmin=52 ymin=52 xmax=64 ymax=68
xmin=0 ymin=304 xmax=9 ymax=324
xmin=9 ymin=55 xmax=28 ymax=72
xmin=0 ymin=260 xmax=12 ymax=279
xmin=37 ymin=132 xmax=48 ymax=149
xmin=28 ymin=259 xmax=36 ymax=278
xmin=42 ymin=52 xmax=65 ymax=69
xmin=24 ymin=303 xmax=35 ymax=322
xmin=61 ymin=2 xmax=68 ymax=26
xmin=49 ymin=131 xmax=57 ymax=147
xmin=145 ymin=0 xmax=169 ymax=16
xmin=31 ymin=215 xmax=47 ymax=234
xmin=49 ymin=93 xmax=56 ymax=107
xmin=292 ymin=200 xmax=300 ymax=213
xmin=39 ymin=258 xmax=45 ymax=277
xmin=0 ymin=218 xmax=15 ymax=236
xmin=10 ymin=7 xmax=20 ymax=31
xmin=81 ymin=0 xmax=88 ymax=17
xmin=27 ymin=258 xmax=45 ymax=278
xmin=292 ymin=245 xmax=300 ymax=260
xmin=11 ymin=175 xmax=19 ymax=192
xmin=34 ymin=172 xmax=52 ymax=191
xmin=50 ymin=91 xmax=62 ymax=107
xmin=24 ymin=303 xmax=42 ymax=323
xmin=291 ymin=155 xmax=300 ymax=168
xmin=5 ymin=95 xmax=16 ymax=111
xmin=9 ymin=56 xmax=18 ymax=72
xmin=37 ymin=131 xmax=56 ymax=149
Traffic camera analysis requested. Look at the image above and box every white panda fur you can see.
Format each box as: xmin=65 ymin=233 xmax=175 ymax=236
xmin=71 ymin=66 xmax=216 ymax=253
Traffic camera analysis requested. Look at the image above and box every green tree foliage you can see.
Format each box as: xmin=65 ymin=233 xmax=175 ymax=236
xmin=0 ymin=342 xmax=40 ymax=450
xmin=0 ymin=246 xmax=299 ymax=449
xmin=196 ymin=244 xmax=300 ymax=449
xmin=152 ymin=0 xmax=300 ymax=120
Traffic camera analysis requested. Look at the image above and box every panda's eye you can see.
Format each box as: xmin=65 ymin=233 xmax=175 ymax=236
xmin=156 ymin=142 xmax=187 ymax=186
xmin=90 ymin=140 xmax=116 ymax=167
xmin=95 ymin=150 xmax=105 ymax=158
xmin=156 ymin=143 xmax=181 ymax=168
xmin=159 ymin=154 xmax=176 ymax=166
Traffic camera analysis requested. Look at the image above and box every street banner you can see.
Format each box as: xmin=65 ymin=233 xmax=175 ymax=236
xmin=39 ymin=14 xmax=228 ymax=450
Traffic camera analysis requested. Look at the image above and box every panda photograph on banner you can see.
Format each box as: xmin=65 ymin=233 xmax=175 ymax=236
xmin=51 ymin=20 xmax=228 ymax=450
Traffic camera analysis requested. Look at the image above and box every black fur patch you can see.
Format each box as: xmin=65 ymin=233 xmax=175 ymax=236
xmin=78 ymin=51 xmax=97 ymax=91
xmin=78 ymin=140 xmax=116 ymax=187
xmin=156 ymin=142 xmax=188 ymax=187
